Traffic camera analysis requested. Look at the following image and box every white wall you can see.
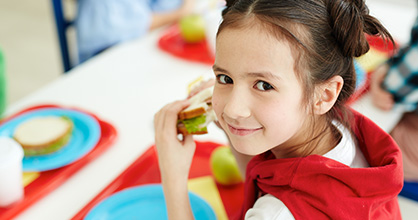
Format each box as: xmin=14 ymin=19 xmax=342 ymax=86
xmin=367 ymin=0 xmax=416 ymax=44
xmin=376 ymin=0 xmax=416 ymax=7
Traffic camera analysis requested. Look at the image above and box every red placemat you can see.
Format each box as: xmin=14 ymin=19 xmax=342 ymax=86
xmin=158 ymin=25 xmax=215 ymax=65
xmin=0 ymin=104 xmax=117 ymax=220
xmin=72 ymin=141 xmax=244 ymax=220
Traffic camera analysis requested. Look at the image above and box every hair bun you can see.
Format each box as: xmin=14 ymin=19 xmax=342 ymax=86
xmin=222 ymin=0 xmax=239 ymax=16
xmin=327 ymin=0 xmax=371 ymax=57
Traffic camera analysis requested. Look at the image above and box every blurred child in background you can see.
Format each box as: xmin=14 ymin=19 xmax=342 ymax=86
xmin=75 ymin=0 xmax=195 ymax=63
xmin=370 ymin=3 xmax=418 ymax=182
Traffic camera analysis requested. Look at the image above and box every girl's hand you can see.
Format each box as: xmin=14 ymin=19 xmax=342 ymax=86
xmin=154 ymin=100 xmax=196 ymax=183
xmin=154 ymin=100 xmax=196 ymax=220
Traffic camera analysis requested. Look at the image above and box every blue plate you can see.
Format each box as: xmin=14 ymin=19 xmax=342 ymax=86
xmin=85 ymin=184 xmax=217 ymax=220
xmin=0 ymin=108 xmax=101 ymax=171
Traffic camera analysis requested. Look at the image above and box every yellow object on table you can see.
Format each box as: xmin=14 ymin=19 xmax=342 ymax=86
xmin=23 ymin=172 xmax=40 ymax=187
xmin=355 ymin=48 xmax=389 ymax=72
xmin=188 ymin=176 xmax=229 ymax=220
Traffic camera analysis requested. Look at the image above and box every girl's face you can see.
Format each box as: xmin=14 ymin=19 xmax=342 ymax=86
xmin=212 ymin=26 xmax=312 ymax=157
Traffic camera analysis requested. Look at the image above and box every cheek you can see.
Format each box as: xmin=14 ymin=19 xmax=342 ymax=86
xmin=258 ymin=97 xmax=306 ymax=131
xmin=260 ymin=107 xmax=305 ymax=145
xmin=211 ymin=92 xmax=224 ymax=119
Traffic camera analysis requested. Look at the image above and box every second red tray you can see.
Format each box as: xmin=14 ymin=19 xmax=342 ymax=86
xmin=158 ymin=25 xmax=215 ymax=65
xmin=72 ymin=141 xmax=244 ymax=220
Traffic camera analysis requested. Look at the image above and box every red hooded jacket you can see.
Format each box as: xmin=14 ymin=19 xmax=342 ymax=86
xmin=239 ymin=110 xmax=403 ymax=219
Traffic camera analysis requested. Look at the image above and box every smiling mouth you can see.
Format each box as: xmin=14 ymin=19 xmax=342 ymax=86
xmin=227 ymin=124 xmax=263 ymax=136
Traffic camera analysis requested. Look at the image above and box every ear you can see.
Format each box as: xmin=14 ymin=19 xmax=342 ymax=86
xmin=313 ymin=75 xmax=344 ymax=115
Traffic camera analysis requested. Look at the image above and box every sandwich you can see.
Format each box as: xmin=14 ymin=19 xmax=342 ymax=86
xmin=177 ymin=86 xmax=217 ymax=135
xmin=13 ymin=116 xmax=73 ymax=156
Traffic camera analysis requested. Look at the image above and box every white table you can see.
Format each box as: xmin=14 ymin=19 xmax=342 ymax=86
xmin=9 ymin=1 xmax=415 ymax=219
xmin=9 ymin=27 xmax=227 ymax=220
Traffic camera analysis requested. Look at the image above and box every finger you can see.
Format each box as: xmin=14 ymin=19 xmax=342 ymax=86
xmin=154 ymin=105 xmax=170 ymax=138
xmin=155 ymin=100 xmax=190 ymax=140
xmin=156 ymin=100 xmax=188 ymax=123
xmin=182 ymin=133 xmax=195 ymax=146
xmin=182 ymin=134 xmax=197 ymax=155
xmin=154 ymin=101 xmax=181 ymax=138
xmin=162 ymin=100 xmax=190 ymax=134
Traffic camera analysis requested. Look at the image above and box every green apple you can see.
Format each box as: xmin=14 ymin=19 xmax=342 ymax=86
xmin=210 ymin=146 xmax=243 ymax=185
xmin=179 ymin=14 xmax=206 ymax=43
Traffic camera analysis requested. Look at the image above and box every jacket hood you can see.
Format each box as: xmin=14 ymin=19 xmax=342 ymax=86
xmin=240 ymin=109 xmax=403 ymax=219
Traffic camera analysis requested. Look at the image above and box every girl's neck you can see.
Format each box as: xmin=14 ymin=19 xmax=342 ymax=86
xmin=271 ymin=119 xmax=342 ymax=159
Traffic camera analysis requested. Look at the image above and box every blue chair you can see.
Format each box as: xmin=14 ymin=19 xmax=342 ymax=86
xmin=51 ymin=0 xmax=74 ymax=73
xmin=399 ymin=181 xmax=418 ymax=201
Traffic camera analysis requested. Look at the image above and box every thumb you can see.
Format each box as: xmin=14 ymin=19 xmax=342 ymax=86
xmin=183 ymin=134 xmax=196 ymax=149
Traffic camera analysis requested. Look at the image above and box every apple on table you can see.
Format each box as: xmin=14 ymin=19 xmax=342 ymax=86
xmin=179 ymin=14 xmax=206 ymax=43
xmin=210 ymin=145 xmax=243 ymax=185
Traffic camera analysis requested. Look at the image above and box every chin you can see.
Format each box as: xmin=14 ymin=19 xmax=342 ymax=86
xmin=229 ymin=138 xmax=268 ymax=156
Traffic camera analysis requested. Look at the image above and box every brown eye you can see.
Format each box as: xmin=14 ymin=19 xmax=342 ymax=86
xmin=217 ymin=74 xmax=233 ymax=84
xmin=255 ymin=81 xmax=274 ymax=91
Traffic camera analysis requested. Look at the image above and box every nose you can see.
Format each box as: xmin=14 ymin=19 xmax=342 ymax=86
xmin=223 ymin=87 xmax=251 ymax=120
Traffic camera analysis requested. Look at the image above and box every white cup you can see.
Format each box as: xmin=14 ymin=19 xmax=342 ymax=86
xmin=0 ymin=137 xmax=24 ymax=207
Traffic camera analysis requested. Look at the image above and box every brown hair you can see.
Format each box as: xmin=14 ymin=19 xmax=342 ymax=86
xmin=218 ymin=0 xmax=393 ymax=129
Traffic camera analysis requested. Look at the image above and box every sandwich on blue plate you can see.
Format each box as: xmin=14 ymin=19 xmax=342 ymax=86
xmin=13 ymin=116 xmax=73 ymax=156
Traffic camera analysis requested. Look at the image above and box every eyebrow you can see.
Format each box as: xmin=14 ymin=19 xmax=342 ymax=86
xmin=212 ymin=65 xmax=228 ymax=73
xmin=212 ymin=64 xmax=282 ymax=81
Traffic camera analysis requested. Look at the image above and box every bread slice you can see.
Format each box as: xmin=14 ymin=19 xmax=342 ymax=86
xmin=178 ymin=103 xmax=208 ymax=120
xmin=177 ymin=86 xmax=217 ymax=135
xmin=178 ymin=86 xmax=213 ymax=120
xmin=177 ymin=123 xmax=208 ymax=135
xmin=14 ymin=116 xmax=73 ymax=156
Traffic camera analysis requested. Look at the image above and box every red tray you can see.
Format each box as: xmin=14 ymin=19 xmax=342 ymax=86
xmin=158 ymin=25 xmax=215 ymax=65
xmin=0 ymin=104 xmax=117 ymax=220
xmin=72 ymin=141 xmax=244 ymax=220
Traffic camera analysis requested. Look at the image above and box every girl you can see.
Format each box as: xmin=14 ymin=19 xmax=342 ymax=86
xmin=154 ymin=0 xmax=403 ymax=219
